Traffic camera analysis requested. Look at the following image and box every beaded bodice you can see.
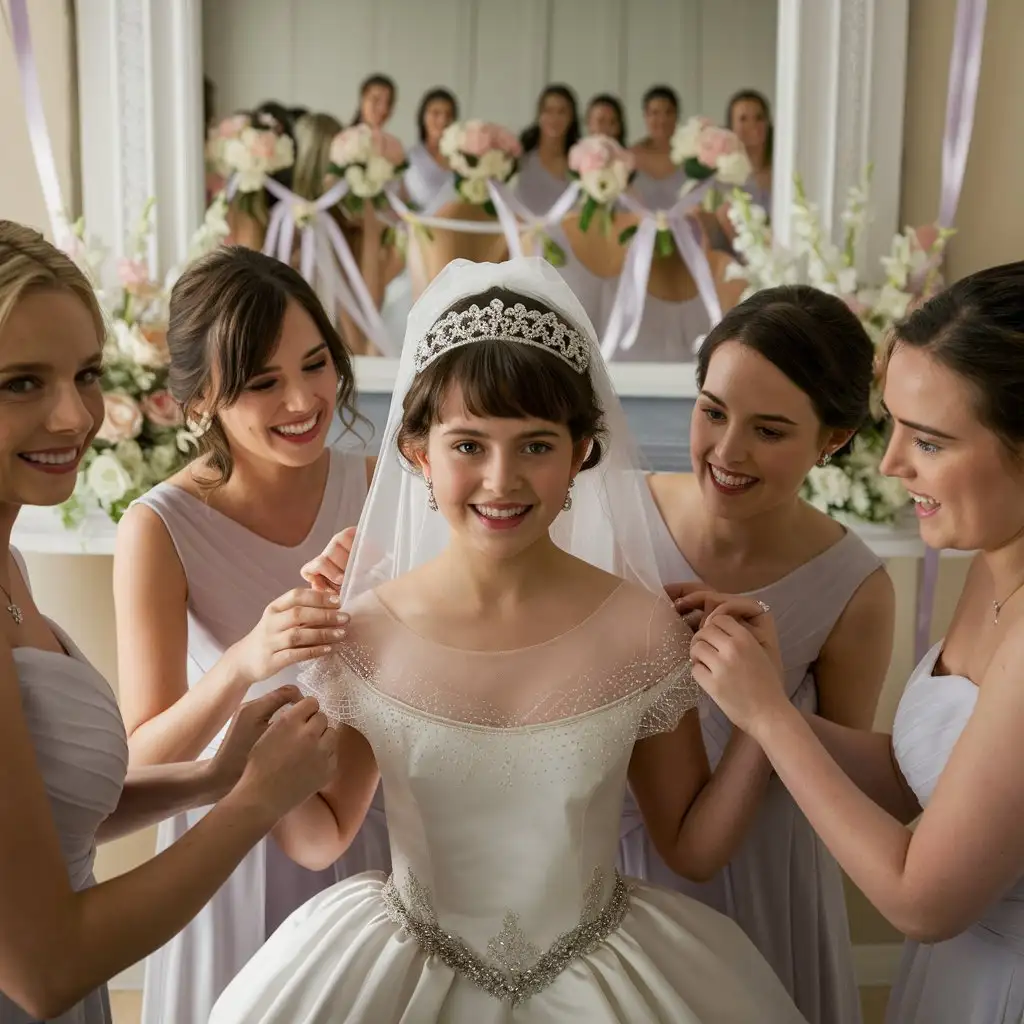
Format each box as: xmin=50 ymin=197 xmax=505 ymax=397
xmin=299 ymin=581 xmax=697 ymax=1000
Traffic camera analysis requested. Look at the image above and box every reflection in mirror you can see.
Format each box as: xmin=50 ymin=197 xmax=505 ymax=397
xmin=201 ymin=0 xmax=777 ymax=375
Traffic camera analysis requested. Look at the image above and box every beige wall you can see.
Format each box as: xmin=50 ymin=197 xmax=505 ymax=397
xmin=4 ymin=0 xmax=1021 ymax=977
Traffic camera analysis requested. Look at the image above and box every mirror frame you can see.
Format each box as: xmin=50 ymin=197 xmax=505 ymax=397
xmin=74 ymin=0 xmax=908 ymax=400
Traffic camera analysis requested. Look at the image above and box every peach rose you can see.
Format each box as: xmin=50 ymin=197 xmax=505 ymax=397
xmin=141 ymin=390 xmax=183 ymax=428
xmin=97 ymin=392 xmax=144 ymax=444
xmin=696 ymin=126 xmax=741 ymax=167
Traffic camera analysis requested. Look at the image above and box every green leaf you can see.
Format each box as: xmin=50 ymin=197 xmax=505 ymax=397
xmin=656 ymin=228 xmax=676 ymax=258
xmin=618 ymin=224 xmax=639 ymax=245
xmin=683 ymin=157 xmax=714 ymax=181
xmin=543 ymin=237 xmax=567 ymax=267
xmin=578 ymin=196 xmax=597 ymax=233
xmin=482 ymin=200 xmax=497 ymax=219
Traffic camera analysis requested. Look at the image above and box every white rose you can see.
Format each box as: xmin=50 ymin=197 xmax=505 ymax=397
xmin=345 ymin=165 xmax=376 ymax=199
xmin=812 ymin=465 xmax=853 ymax=507
xmin=476 ymin=150 xmax=509 ymax=180
xmin=670 ymin=118 xmax=705 ymax=163
xmin=86 ymin=452 xmax=133 ymax=506
xmin=365 ymin=155 xmax=394 ymax=190
xmin=149 ymin=442 xmax=180 ymax=479
xmin=877 ymin=475 xmax=910 ymax=512
xmin=459 ymin=176 xmax=491 ymax=204
xmin=850 ymin=480 xmax=872 ymax=517
xmin=439 ymin=123 xmax=464 ymax=160
xmin=716 ymin=150 xmax=753 ymax=186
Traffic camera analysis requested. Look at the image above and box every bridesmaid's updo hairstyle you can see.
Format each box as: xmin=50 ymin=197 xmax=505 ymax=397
xmin=417 ymin=88 xmax=459 ymax=143
xmin=167 ymin=246 xmax=362 ymax=489
xmin=886 ymin=260 xmax=1024 ymax=451
xmin=697 ymin=285 xmax=875 ymax=434
xmin=398 ymin=288 xmax=606 ymax=471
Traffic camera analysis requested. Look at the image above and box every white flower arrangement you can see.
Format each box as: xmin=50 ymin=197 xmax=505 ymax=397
xmin=670 ymin=116 xmax=753 ymax=189
xmin=327 ymin=124 xmax=407 ymax=214
xmin=568 ymin=134 xmax=636 ymax=226
xmin=439 ymin=120 xmax=521 ymax=210
xmin=725 ymin=171 xmax=953 ymax=525
xmin=206 ymin=114 xmax=294 ymax=194
xmin=59 ymin=200 xmax=231 ymax=526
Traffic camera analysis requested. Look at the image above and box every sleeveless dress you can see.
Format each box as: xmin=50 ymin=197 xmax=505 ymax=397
xmin=1 ymin=550 xmax=129 ymax=1024
xmin=209 ymin=582 xmax=806 ymax=1023
xmin=887 ymin=643 xmax=1024 ymax=1022
xmin=135 ymin=450 xmax=390 ymax=1024
xmin=630 ymin=167 xmax=686 ymax=211
xmin=619 ymin=496 xmax=881 ymax=1024
xmin=514 ymin=151 xmax=571 ymax=216
xmin=403 ymin=144 xmax=454 ymax=211
xmin=382 ymin=146 xmax=455 ymax=350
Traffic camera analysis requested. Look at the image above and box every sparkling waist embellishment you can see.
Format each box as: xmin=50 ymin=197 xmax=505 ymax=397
xmin=381 ymin=866 xmax=632 ymax=1005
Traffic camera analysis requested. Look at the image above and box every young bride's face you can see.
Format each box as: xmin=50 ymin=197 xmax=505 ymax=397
xmin=417 ymin=386 xmax=586 ymax=558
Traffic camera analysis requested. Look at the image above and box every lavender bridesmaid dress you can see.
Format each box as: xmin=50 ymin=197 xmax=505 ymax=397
xmin=630 ymin=168 xmax=687 ymax=212
xmin=136 ymin=450 xmax=390 ymax=1024
xmin=886 ymin=644 xmax=1024 ymax=1022
xmin=619 ymin=493 xmax=881 ymax=1024
xmin=514 ymin=151 xmax=571 ymax=216
xmin=1 ymin=551 xmax=129 ymax=1024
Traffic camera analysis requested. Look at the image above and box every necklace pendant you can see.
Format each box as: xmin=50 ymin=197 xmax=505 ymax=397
xmin=994 ymin=600 xmax=1002 ymax=625
xmin=7 ymin=602 xmax=22 ymax=626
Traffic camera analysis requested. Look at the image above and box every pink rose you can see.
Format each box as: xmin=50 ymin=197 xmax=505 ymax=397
xmin=696 ymin=126 xmax=741 ymax=167
xmin=97 ymin=393 xmax=144 ymax=444
xmin=461 ymin=121 xmax=492 ymax=157
xmin=911 ymin=224 xmax=940 ymax=254
xmin=216 ymin=114 xmax=250 ymax=139
xmin=117 ymin=258 xmax=153 ymax=295
xmin=494 ymin=128 xmax=522 ymax=157
xmin=141 ymin=390 xmax=183 ymax=428
xmin=569 ymin=135 xmax=633 ymax=176
xmin=249 ymin=129 xmax=278 ymax=161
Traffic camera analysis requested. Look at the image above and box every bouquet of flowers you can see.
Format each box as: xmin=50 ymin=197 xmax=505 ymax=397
xmin=327 ymin=124 xmax=407 ymax=215
xmin=726 ymin=172 xmax=952 ymax=524
xmin=568 ymin=134 xmax=635 ymax=233
xmin=59 ymin=201 xmax=231 ymax=527
xmin=440 ymin=120 xmax=521 ymax=212
xmin=205 ymin=113 xmax=294 ymax=224
xmin=671 ymin=117 xmax=752 ymax=188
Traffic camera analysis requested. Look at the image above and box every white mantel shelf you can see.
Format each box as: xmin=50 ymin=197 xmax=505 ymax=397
xmin=11 ymin=504 xmax=969 ymax=562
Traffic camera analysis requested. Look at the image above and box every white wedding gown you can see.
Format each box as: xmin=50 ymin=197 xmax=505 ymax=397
xmin=211 ymin=582 xmax=805 ymax=1022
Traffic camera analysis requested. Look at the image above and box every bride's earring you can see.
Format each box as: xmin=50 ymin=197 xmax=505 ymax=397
xmin=816 ymin=451 xmax=832 ymax=467
xmin=425 ymin=476 xmax=439 ymax=511
xmin=562 ymin=479 xmax=575 ymax=512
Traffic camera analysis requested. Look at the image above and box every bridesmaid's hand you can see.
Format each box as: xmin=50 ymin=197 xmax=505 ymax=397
xmin=301 ymin=526 xmax=357 ymax=592
xmin=690 ymin=614 xmax=788 ymax=737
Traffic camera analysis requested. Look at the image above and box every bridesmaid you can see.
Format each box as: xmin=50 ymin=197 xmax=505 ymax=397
xmin=693 ymin=261 xmax=1024 ymax=1023
xmin=0 ymin=222 xmax=341 ymax=1024
xmin=403 ymin=87 xmax=458 ymax=212
xmin=515 ymin=84 xmax=580 ymax=215
xmin=585 ymin=92 xmax=627 ymax=145
xmin=707 ymin=89 xmax=774 ymax=253
xmin=630 ymin=84 xmax=685 ymax=210
xmin=114 ymin=248 xmax=390 ymax=1024
xmin=350 ymin=73 xmax=396 ymax=130
xmin=621 ymin=284 xmax=896 ymax=1024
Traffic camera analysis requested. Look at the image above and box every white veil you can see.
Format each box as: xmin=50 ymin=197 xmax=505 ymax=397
xmin=342 ymin=257 xmax=664 ymax=604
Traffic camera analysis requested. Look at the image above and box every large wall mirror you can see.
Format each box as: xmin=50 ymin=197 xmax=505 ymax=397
xmin=75 ymin=0 xmax=908 ymax=401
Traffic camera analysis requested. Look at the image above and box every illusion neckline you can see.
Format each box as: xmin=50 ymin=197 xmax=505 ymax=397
xmin=367 ymin=580 xmax=628 ymax=655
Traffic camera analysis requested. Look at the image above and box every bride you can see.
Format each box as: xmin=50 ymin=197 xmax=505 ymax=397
xmin=210 ymin=258 xmax=804 ymax=1022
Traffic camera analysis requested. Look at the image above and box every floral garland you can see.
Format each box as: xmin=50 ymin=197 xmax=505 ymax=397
xmin=725 ymin=172 xmax=952 ymax=525
xmin=58 ymin=198 xmax=231 ymax=526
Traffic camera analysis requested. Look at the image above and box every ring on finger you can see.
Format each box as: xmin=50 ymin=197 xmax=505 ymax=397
xmin=756 ymin=600 xmax=770 ymax=614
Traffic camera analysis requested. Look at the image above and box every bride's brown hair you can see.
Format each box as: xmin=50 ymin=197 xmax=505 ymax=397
xmin=398 ymin=289 xmax=606 ymax=470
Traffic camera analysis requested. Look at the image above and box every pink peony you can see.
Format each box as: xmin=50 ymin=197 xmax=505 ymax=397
xmin=141 ymin=390 xmax=183 ymax=428
xmin=569 ymin=135 xmax=633 ymax=176
xmin=696 ymin=126 xmax=741 ymax=168
xmin=249 ymin=129 xmax=279 ymax=161
xmin=97 ymin=393 xmax=144 ymax=444
xmin=216 ymin=114 xmax=250 ymax=139
xmin=462 ymin=121 xmax=493 ymax=158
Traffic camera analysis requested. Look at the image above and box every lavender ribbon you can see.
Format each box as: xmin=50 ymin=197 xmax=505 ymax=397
xmin=602 ymin=184 xmax=721 ymax=361
xmin=486 ymin=180 xmax=582 ymax=260
xmin=915 ymin=0 xmax=987 ymax=664
xmin=8 ymin=0 xmax=65 ymax=240
xmin=257 ymin=177 xmax=397 ymax=357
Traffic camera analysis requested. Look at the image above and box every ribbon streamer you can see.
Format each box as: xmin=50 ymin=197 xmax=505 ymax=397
xmin=486 ymin=180 xmax=582 ymax=260
xmin=602 ymin=184 xmax=720 ymax=361
xmin=254 ymin=176 xmax=397 ymax=357
xmin=914 ymin=0 xmax=987 ymax=663
xmin=8 ymin=0 xmax=66 ymax=241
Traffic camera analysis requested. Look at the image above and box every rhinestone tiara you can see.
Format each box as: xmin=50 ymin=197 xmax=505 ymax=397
xmin=415 ymin=298 xmax=590 ymax=375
